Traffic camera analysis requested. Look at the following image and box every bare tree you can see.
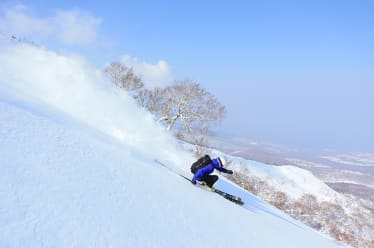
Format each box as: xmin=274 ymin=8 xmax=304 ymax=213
xmin=268 ymin=191 xmax=289 ymax=209
xmin=156 ymin=80 xmax=226 ymax=132
xmin=135 ymin=80 xmax=226 ymax=144
xmin=104 ymin=62 xmax=144 ymax=91
xmin=134 ymin=88 xmax=164 ymax=112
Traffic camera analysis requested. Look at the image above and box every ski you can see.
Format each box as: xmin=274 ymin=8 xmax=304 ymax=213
xmin=212 ymin=188 xmax=244 ymax=205
xmin=154 ymin=159 xmax=244 ymax=205
xmin=198 ymin=182 xmax=243 ymax=205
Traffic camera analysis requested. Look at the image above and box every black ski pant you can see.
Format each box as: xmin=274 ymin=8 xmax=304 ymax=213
xmin=202 ymin=175 xmax=219 ymax=188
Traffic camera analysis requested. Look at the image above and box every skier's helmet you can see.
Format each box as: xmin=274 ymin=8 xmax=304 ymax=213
xmin=218 ymin=157 xmax=226 ymax=167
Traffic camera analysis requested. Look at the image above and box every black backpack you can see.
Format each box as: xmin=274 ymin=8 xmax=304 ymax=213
xmin=190 ymin=155 xmax=212 ymax=173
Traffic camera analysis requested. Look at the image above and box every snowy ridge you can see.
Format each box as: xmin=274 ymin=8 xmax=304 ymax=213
xmin=215 ymin=152 xmax=343 ymax=202
xmin=210 ymin=149 xmax=360 ymax=208
xmin=0 ymin=40 xmax=339 ymax=247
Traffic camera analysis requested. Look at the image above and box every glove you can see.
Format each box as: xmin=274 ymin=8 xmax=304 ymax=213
xmin=191 ymin=180 xmax=197 ymax=185
xmin=227 ymin=170 xmax=233 ymax=175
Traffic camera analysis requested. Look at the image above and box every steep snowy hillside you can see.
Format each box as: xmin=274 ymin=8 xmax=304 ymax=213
xmin=0 ymin=90 xmax=340 ymax=248
xmin=0 ymin=40 xmax=339 ymax=247
xmin=209 ymin=150 xmax=374 ymax=247
xmin=213 ymin=151 xmax=343 ymax=202
xmin=211 ymin=149 xmax=373 ymax=213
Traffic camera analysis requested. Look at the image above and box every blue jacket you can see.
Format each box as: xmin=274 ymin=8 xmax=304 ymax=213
xmin=192 ymin=158 xmax=229 ymax=181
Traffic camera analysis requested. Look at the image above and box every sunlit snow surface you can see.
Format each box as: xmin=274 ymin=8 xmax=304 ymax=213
xmin=0 ymin=40 xmax=339 ymax=247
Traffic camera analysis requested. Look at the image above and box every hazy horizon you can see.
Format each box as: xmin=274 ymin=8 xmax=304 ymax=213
xmin=215 ymin=82 xmax=373 ymax=153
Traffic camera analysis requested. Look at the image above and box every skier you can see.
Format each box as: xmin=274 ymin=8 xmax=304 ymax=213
xmin=191 ymin=156 xmax=233 ymax=188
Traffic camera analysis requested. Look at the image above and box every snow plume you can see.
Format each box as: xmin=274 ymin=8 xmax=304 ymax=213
xmin=120 ymin=55 xmax=172 ymax=88
xmin=0 ymin=39 xmax=189 ymax=165
xmin=0 ymin=4 xmax=101 ymax=45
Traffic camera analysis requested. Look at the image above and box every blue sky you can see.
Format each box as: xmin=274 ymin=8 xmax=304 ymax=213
xmin=1 ymin=0 xmax=374 ymax=152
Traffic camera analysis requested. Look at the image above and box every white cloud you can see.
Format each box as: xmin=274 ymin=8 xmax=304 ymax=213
xmin=0 ymin=4 xmax=52 ymax=38
xmin=121 ymin=55 xmax=173 ymax=88
xmin=54 ymin=10 xmax=102 ymax=45
xmin=0 ymin=5 xmax=101 ymax=45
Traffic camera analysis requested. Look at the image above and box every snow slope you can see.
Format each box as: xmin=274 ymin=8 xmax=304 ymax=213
xmin=214 ymin=151 xmax=344 ymax=202
xmin=0 ymin=39 xmax=339 ymax=247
